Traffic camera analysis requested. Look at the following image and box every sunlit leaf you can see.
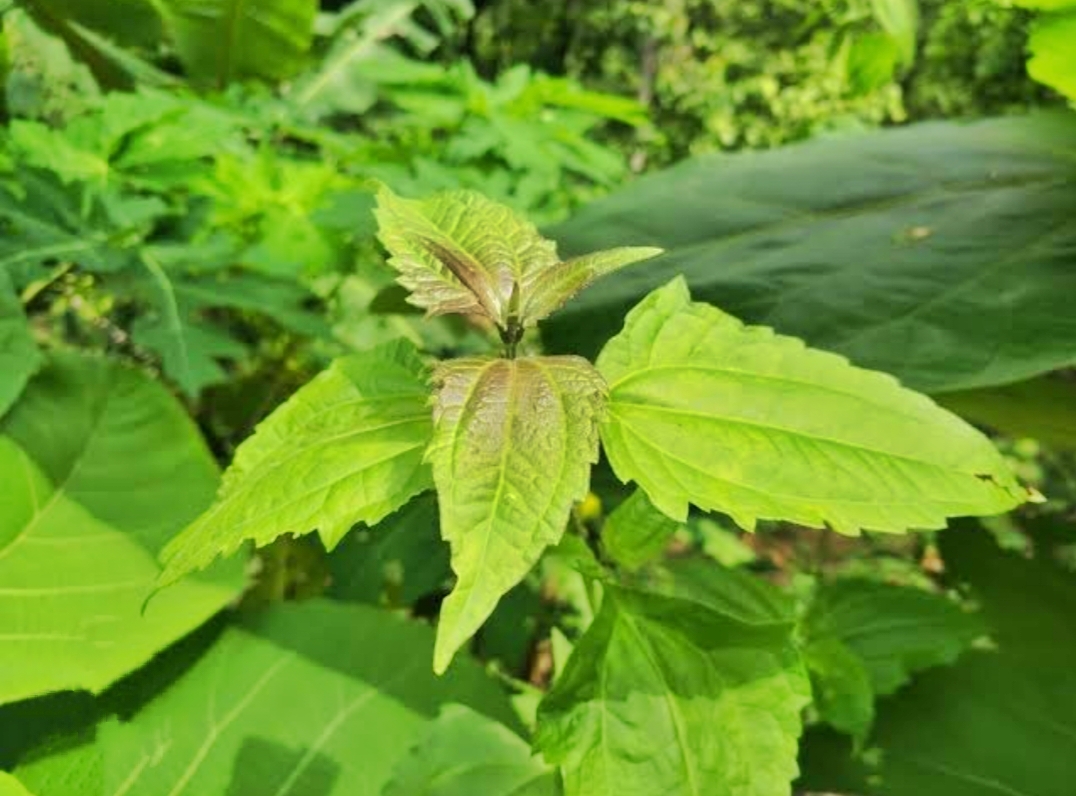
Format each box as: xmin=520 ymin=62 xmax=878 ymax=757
xmin=596 ymin=278 xmax=1026 ymax=532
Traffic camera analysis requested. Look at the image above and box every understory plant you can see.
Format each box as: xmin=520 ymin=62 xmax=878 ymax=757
xmin=153 ymin=183 xmax=1032 ymax=789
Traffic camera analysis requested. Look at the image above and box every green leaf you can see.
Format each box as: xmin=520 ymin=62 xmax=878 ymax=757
xmin=845 ymin=32 xmax=902 ymax=95
xmin=601 ymin=489 xmax=679 ymax=570
xmin=0 ymin=353 xmax=242 ymax=705
xmin=428 ymin=355 xmax=605 ymax=673
xmin=375 ymin=184 xmax=659 ymax=330
xmin=868 ymin=0 xmax=918 ymax=63
xmin=0 ymin=270 xmax=41 ymax=418
xmin=155 ymin=0 xmax=318 ymax=86
xmin=596 ymin=278 xmax=1026 ymax=533
xmin=1028 ymin=11 xmax=1076 ymax=100
xmin=384 ymin=705 xmax=560 ymax=796
xmin=802 ymin=579 xmax=985 ymax=739
xmin=543 ymin=115 xmax=1076 ymax=394
xmin=938 ymin=376 xmax=1076 ymax=451
xmin=802 ymin=636 xmax=875 ymax=741
xmin=82 ymin=600 xmax=517 ymax=796
xmin=327 ymin=493 xmax=450 ymax=607
xmin=799 ymin=520 xmax=1076 ymax=796
xmin=536 ymin=576 xmax=810 ymax=796
xmin=0 ymin=772 xmax=34 ymax=796
xmin=157 ymin=339 xmax=434 ymax=589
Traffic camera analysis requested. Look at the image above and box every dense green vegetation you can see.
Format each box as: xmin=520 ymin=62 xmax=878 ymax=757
xmin=1 ymin=2 xmax=1074 ymax=795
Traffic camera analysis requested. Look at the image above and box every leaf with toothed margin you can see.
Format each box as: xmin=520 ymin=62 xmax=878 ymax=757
xmin=428 ymin=355 xmax=605 ymax=674
xmin=596 ymin=277 xmax=1026 ymax=534
xmin=374 ymin=183 xmax=660 ymax=329
xmin=157 ymin=339 xmax=434 ymax=589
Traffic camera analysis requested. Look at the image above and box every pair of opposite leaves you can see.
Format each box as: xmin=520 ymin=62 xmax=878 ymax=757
xmin=158 ymin=184 xmax=1028 ymax=674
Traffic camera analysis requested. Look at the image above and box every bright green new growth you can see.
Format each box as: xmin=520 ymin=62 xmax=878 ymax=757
xmin=597 ymin=277 xmax=1027 ymax=533
xmin=428 ymin=355 xmax=605 ymax=673
xmin=158 ymin=339 xmax=434 ymax=589
xmin=157 ymin=185 xmax=1027 ymax=679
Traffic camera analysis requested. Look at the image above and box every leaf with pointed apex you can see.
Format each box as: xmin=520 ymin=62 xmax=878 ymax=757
xmin=428 ymin=355 xmax=605 ymax=673
xmin=384 ymin=705 xmax=560 ymax=796
xmin=535 ymin=575 xmax=810 ymax=796
xmin=375 ymin=184 xmax=657 ymax=329
xmin=158 ymin=340 xmax=434 ymax=589
xmin=0 ymin=270 xmax=41 ymax=419
xmin=519 ymin=246 xmax=663 ymax=324
xmin=0 ymin=353 xmax=242 ymax=706
xmin=601 ymin=488 xmax=679 ymax=570
xmin=597 ymin=278 xmax=1026 ymax=534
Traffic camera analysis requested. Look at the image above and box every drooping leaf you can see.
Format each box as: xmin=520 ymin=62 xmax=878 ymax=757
xmin=327 ymin=492 xmax=450 ymax=607
xmin=157 ymin=339 xmax=434 ymax=589
xmin=86 ymin=600 xmax=517 ymax=796
xmin=799 ymin=519 xmax=1076 ymax=796
xmin=802 ymin=579 xmax=985 ymax=740
xmin=543 ymin=115 xmax=1076 ymax=394
xmin=428 ymin=355 xmax=605 ymax=673
xmin=601 ymin=488 xmax=680 ymax=570
xmin=1028 ymin=10 xmax=1076 ymax=100
xmin=536 ymin=569 xmax=810 ymax=796
xmin=596 ymin=277 xmax=1026 ymax=533
xmin=384 ymin=705 xmax=560 ymax=796
xmin=0 ymin=353 xmax=243 ymax=706
xmin=0 ymin=270 xmax=41 ymax=419
xmin=155 ymin=0 xmax=318 ymax=86
xmin=375 ymin=184 xmax=659 ymax=329
xmin=938 ymin=376 xmax=1076 ymax=451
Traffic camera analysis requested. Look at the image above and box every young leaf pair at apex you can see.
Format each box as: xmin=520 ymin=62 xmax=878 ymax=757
xmin=156 ymin=183 xmax=1031 ymax=674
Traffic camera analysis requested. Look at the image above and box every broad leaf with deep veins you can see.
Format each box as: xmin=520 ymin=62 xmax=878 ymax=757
xmin=596 ymin=277 xmax=1026 ymax=533
xmin=428 ymin=355 xmax=605 ymax=673
xmin=375 ymin=184 xmax=660 ymax=329
xmin=158 ymin=339 xmax=433 ymax=588
xmin=536 ymin=568 xmax=810 ymax=796
xmin=543 ymin=115 xmax=1076 ymax=394
xmin=0 ymin=353 xmax=242 ymax=706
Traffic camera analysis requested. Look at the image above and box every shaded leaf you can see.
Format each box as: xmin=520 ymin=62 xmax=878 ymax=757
xmin=156 ymin=0 xmax=318 ymax=86
xmin=799 ymin=520 xmax=1076 ymax=796
xmin=0 ymin=270 xmax=40 ymax=418
xmin=428 ymin=355 xmax=605 ymax=673
xmin=158 ymin=339 xmax=434 ymax=588
xmin=0 ymin=353 xmax=242 ymax=705
xmin=536 ymin=574 xmax=810 ymax=796
xmin=93 ymin=600 xmax=517 ymax=796
xmin=543 ymin=115 xmax=1076 ymax=394
xmin=384 ymin=704 xmax=560 ymax=796
xmin=938 ymin=376 xmax=1076 ymax=451
xmin=596 ymin=277 xmax=1026 ymax=532
xmin=802 ymin=579 xmax=985 ymax=739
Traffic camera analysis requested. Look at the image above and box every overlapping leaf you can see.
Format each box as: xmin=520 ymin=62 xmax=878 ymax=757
xmin=375 ymin=184 xmax=659 ymax=329
xmin=158 ymin=339 xmax=434 ymax=588
xmin=0 ymin=271 xmax=40 ymax=418
xmin=0 ymin=352 xmax=242 ymax=705
xmin=601 ymin=488 xmax=680 ymax=570
xmin=536 ymin=564 xmax=810 ymax=796
xmin=544 ymin=115 xmax=1076 ymax=394
xmin=0 ymin=772 xmax=34 ymax=796
xmin=384 ymin=705 xmax=560 ymax=796
xmin=596 ymin=277 xmax=1026 ymax=533
xmin=428 ymin=355 xmax=605 ymax=673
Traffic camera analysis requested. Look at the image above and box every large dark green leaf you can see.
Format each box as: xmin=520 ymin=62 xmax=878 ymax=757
xmin=799 ymin=519 xmax=1076 ymax=796
xmin=543 ymin=115 xmax=1076 ymax=394
xmin=0 ymin=353 xmax=243 ymax=705
xmin=939 ymin=376 xmax=1076 ymax=451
